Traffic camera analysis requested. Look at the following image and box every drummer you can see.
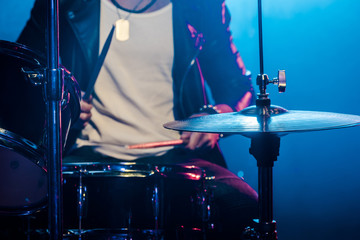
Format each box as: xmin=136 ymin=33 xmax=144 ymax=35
xmin=18 ymin=0 xmax=258 ymax=238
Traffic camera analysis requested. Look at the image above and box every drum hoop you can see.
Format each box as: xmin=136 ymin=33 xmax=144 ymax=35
xmin=62 ymin=162 xmax=204 ymax=180
xmin=64 ymin=228 xmax=166 ymax=238
xmin=0 ymin=128 xmax=47 ymax=216
xmin=0 ymin=128 xmax=46 ymax=172
xmin=0 ymin=40 xmax=44 ymax=67
xmin=63 ymin=162 xmax=154 ymax=177
xmin=0 ymin=200 xmax=47 ymax=216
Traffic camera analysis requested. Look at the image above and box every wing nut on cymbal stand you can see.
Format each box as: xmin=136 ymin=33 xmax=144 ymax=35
xmin=256 ymin=69 xmax=286 ymax=105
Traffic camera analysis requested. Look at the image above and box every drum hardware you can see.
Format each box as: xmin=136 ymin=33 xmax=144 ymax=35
xmin=163 ymin=1 xmax=360 ymax=240
xmin=256 ymin=70 xmax=286 ymax=95
xmin=21 ymin=67 xmax=77 ymax=112
xmin=76 ymin=168 xmax=87 ymax=237
xmin=21 ymin=67 xmax=44 ymax=86
xmin=152 ymin=165 xmax=164 ymax=239
xmin=200 ymin=173 xmax=216 ymax=239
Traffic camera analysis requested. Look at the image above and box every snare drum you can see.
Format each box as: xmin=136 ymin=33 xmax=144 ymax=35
xmin=63 ymin=162 xmax=208 ymax=239
xmin=0 ymin=40 xmax=81 ymax=215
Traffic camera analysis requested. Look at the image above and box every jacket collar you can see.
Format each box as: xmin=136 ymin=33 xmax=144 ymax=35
xmin=64 ymin=0 xmax=203 ymax=73
xmin=64 ymin=0 xmax=205 ymax=118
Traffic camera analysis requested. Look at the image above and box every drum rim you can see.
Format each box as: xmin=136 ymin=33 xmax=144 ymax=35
xmin=64 ymin=228 xmax=167 ymax=237
xmin=63 ymin=162 xmax=154 ymax=177
xmin=0 ymin=128 xmax=47 ymax=215
xmin=62 ymin=162 xmax=204 ymax=180
xmin=0 ymin=128 xmax=45 ymax=171
xmin=0 ymin=40 xmax=45 ymax=66
xmin=0 ymin=200 xmax=47 ymax=216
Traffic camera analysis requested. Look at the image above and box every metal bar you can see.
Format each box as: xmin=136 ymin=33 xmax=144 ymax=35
xmin=46 ymin=0 xmax=63 ymax=239
xmin=258 ymin=0 xmax=264 ymax=75
xmin=258 ymin=166 xmax=273 ymax=223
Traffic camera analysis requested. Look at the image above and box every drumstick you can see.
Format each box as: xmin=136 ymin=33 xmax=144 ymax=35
xmin=83 ymin=26 xmax=115 ymax=100
xmin=127 ymin=139 xmax=184 ymax=149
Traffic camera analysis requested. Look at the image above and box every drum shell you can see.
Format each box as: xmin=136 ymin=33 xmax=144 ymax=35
xmin=63 ymin=163 xmax=207 ymax=235
xmin=0 ymin=40 xmax=80 ymax=150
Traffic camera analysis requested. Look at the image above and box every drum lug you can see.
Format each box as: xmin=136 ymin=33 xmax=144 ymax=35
xmin=202 ymin=184 xmax=216 ymax=231
xmin=61 ymin=89 xmax=70 ymax=109
xmin=21 ymin=67 xmax=44 ymax=86
xmin=152 ymin=183 xmax=162 ymax=232
xmin=77 ymin=172 xmax=88 ymax=233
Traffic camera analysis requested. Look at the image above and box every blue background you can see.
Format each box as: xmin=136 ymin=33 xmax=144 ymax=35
xmin=1 ymin=0 xmax=360 ymax=239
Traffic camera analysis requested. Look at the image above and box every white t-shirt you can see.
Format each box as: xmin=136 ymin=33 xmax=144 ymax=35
xmin=76 ymin=0 xmax=180 ymax=160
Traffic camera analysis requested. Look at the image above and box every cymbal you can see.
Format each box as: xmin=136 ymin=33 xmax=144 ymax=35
xmin=163 ymin=105 xmax=360 ymax=135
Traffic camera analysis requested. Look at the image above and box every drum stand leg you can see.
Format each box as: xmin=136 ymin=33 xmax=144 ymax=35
xmin=244 ymin=134 xmax=280 ymax=240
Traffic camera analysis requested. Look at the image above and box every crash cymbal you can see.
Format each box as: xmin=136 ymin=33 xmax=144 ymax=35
xmin=163 ymin=105 xmax=360 ymax=135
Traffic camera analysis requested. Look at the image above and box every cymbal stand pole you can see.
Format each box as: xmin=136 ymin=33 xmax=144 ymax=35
xmin=249 ymin=132 xmax=280 ymax=240
xmin=256 ymin=0 xmax=273 ymax=113
xmin=246 ymin=0 xmax=282 ymax=232
xmin=256 ymin=0 xmax=270 ymax=99
xmin=258 ymin=0 xmax=264 ymax=76
xmin=46 ymin=0 xmax=64 ymax=239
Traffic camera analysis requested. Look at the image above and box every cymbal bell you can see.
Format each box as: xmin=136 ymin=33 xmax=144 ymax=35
xmin=163 ymin=105 xmax=360 ymax=136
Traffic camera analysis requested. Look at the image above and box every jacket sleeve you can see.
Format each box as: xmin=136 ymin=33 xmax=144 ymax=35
xmin=199 ymin=0 xmax=255 ymax=111
xmin=17 ymin=0 xmax=47 ymax=54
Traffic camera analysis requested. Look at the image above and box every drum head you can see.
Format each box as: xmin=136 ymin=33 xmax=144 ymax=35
xmin=0 ymin=130 xmax=47 ymax=215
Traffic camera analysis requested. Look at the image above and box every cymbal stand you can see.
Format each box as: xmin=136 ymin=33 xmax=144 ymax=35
xmin=247 ymin=129 xmax=280 ymax=240
xmin=243 ymin=74 xmax=281 ymax=239
xmin=242 ymin=69 xmax=282 ymax=240
xmin=243 ymin=0 xmax=285 ymax=239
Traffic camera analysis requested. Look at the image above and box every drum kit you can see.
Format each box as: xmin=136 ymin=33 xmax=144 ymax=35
xmin=0 ymin=40 xmax=211 ymax=239
xmin=0 ymin=0 xmax=360 ymax=240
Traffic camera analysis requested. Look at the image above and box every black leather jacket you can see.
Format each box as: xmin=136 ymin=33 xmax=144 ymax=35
xmin=18 ymin=0 xmax=254 ymax=166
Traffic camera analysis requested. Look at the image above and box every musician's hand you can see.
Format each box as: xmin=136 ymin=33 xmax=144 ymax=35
xmin=180 ymin=131 xmax=220 ymax=150
xmin=74 ymin=92 xmax=93 ymax=129
xmin=180 ymin=112 xmax=220 ymax=150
